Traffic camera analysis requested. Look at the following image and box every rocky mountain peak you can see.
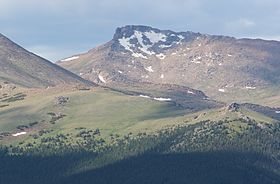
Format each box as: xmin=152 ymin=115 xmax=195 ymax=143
xmin=112 ymin=25 xmax=200 ymax=59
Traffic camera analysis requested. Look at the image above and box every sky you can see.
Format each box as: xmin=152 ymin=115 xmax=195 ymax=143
xmin=0 ymin=0 xmax=280 ymax=61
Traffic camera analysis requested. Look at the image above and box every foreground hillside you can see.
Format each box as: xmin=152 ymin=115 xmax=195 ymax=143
xmin=1 ymin=108 xmax=280 ymax=184
xmin=0 ymin=33 xmax=91 ymax=88
xmin=0 ymin=83 xmax=280 ymax=183
xmin=58 ymin=25 xmax=280 ymax=105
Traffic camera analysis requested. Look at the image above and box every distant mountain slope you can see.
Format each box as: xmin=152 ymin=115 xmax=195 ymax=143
xmin=58 ymin=25 xmax=280 ymax=105
xmin=0 ymin=33 xmax=92 ymax=88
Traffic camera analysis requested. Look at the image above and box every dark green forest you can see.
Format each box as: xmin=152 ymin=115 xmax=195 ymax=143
xmin=1 ymin=119 xmax=280 ymax=184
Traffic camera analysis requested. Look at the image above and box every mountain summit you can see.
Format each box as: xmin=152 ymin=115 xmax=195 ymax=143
xmin=111 ymin=25 xmax=200 ymax=59
xmin=0 ymin=33 xmax=92 ymax=88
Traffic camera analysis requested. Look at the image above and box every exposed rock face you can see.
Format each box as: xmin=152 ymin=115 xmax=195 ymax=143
xmin=111 ymin=25 xmax=200 ymax=56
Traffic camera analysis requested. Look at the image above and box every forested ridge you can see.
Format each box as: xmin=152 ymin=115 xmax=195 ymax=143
xmin=1 ymin=118 xmax=280 ymax=184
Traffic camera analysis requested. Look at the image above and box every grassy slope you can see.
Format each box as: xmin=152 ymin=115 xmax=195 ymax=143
xmin=1 ymin=86 xmax=277 ymax=147
xmin=0 ymin=87 xmax=192 ymax=144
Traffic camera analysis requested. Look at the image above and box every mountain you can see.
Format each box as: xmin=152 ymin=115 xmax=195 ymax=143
xmin=1 ymin=26 xmax=280 ymax=184
xmin=0 ymin=33 xmax=92 ymax=88
xmin=58 ymin=25 xmax=280 ymax=106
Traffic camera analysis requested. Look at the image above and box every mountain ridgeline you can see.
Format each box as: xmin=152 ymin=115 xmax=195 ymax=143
xmin=0 ymin=33 xmax=92 ymax=88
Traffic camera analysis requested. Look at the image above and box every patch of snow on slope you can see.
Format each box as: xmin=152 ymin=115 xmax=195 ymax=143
xmin=160 ymin=74 xmax=164 ymax=79
xmin=178 ymin=35 xmax=185 ymax=40
xmin=275 ymin=111 xmax=280 ymax=114
xmin=132 ymin=53 xmax=147 ymax=59
xmin=156 ymin=53 xmax=166 ymax=60
xmin=218 ymin=89 xmax=225 ymax=93
xmin=187 ymin=90 xmax=195 ymax=94
xmin=154 ymin=97 xmax=172 ymax=102
xmin=119 ymin=37 xmax=134 ymax=52
xmin=98 ymin=75 xmax=106 ymax=83
xmin=12 ymin=132 xmax=27 ymax=137
xmin=139 ymin=95 xmax=151 ymax=99
xmin=159 ymin=44 xmax=172 ymax=48
xmin=245 ymin=86 xmax=256 ymax=90
xmin=61 ymin=56 xmax=79 ymax=62
xmin=191 ymin=60 xmax=201 ymax=64
xmin=144 ymin=31 xmax=167 ymax=44
xmin=118 ymin=70 xmax=123 ymax=74
xmin=145 ymin=66 xmax=154 ymax=72
xmin=134 ymin=31 xmax=155 ymax=55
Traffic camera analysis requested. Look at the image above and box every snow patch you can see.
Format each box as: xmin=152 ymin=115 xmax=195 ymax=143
xmin=227 ymin=54 xmax=233 ymax=57
xmin=132 ymin=53 xmax=147 ymax=59
xmin=218 ymin=89 xmax=226 ymax=93
xmin=144 ymin=31 xmax=167 ymax=44
xmin=187 ymin=90 xmax=195 ymax=95
xmin=61 ymin=56 xmax=79 ymax=62
xmin=159 ymin=44 xmax=172 ymax=48
xmin=191 ymin=60 xmax=201 ymax=64
xmin=145 ymin=66 xmax=154 ymax=72
xmin=275 ymin=111 xmax=280 ymax=114
xmin=154 ymin=97 xmax=172 ymax=102
xmin=139 ymin=95 xmax=151 ymax=99
xmin=178 ymin=35 xmax=185 ymax=40
xmin=160 ymin=74 xmax=164 ymax=79
xmin=139 ymin=95 xmax=171 ymax=102
xmin=119 ymin=37 xmax=134 ymax=52
xmin=98 ymin=75 xmax=106 ymax=83
xmin=12 ymin=132 xmax=27 ymax=137
xmin=118 ymin=70 xmax=123 ymax=74
xmin=245 ymin=86 xmax=256 ymax=90
xmin=134 ymin=31 xmax=155 ymax=55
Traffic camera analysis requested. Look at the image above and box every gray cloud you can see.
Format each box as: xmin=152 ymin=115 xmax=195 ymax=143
xmin=0 ymin=0 xmax=279 ymax=61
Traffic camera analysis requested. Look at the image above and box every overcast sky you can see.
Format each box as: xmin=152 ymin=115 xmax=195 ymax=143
xmin=0 ymin=0 xmax=280 ymax=61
